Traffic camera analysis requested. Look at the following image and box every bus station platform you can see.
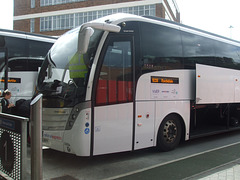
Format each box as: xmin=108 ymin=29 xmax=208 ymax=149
xmin=195 ymin=163 xmax=240 ymax=180
xmin=111 ymin=143 xmax=240 ymax=180
xmin=2 ymin=138 xmax=240 ymax=180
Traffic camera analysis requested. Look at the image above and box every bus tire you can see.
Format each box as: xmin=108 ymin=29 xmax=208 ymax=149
xmin=157 ymin=114 xmax=182 ymax=152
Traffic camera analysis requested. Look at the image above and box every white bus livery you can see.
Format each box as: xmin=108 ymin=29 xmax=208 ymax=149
xmin=37 ymin=13 xmax=240 ymax=156
xmin=0 ymin=29 xmax=57 ymax=116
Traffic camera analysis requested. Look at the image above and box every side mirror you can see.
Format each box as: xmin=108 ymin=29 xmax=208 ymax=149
xmin=78 ymin=27 xmax=94 ymax=54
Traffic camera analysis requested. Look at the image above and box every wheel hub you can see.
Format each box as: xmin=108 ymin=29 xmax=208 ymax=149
xmin=163 ymin=120 xmax=177 ymax=143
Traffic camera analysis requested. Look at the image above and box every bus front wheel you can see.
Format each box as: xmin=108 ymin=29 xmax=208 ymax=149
xmin=157 ymin=114 xmax=182 ymax=152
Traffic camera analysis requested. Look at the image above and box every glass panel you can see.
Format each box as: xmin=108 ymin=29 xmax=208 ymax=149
xmin=96 ymin=36 xmax=133 ymax=105
xmin=98 ymin=10 xmax=103 ymax=18
xmin=0 ymin=36 xmax=53 ymax=60
xmin=30 ymin=19 xmax=35 ymax=33
xmin=40 ymin=18 xmax=44 ymax=31
xmin=56 ymin=16 xmax=60 ymax=30
xmin=215 ymin=42 xmax=240 ymax=69
xmin=37 ymin=29 xmax=103 ymax=108
xmin=182 ymin=32 xmax=216 ymax=68
xmin=140 ymin=22 xmax=183 ymax=73
xmin=70 ymin=14 xmax=74 ymax=28
xmin=53 ymin=16 xmax=56 ymax=30
xmin=134 ymin=6 xmax=138 ymax=15
xmin=139 ymin=6 xmax=144 ymax=16
xmin=4 ymin=37 xmax=27 ymax=58
xmin=60 ymin=15 xmax=65 ymax=29
xmin=113 ymin=9 xmax=117 ymax=14
xmin=28 ymin=40 xmax=53 ymax=57
xmin=93 ymin=11 xmax=97 ymax=20
xmin=31 ymin=0 xmax=35 ymax=8
xmin=48 ymin=17 xmax=52 ymax=30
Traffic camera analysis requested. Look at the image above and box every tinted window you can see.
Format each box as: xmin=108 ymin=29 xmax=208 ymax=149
xmin=5 ymin=36 xmax=28 ymax=58
xmin=8 ymin=59 xmax=43 ymax=71
xmin=182 ymin=31 xmax=240 ymax=70
xmin=29 ymin=40 xmax=53 ymax=57
xmin=182 ymin=32 xmax=216 ymax=68
xmin=96 ymin=35 xmax=133 ymax=106
xmin=139 ymin=22 xmax=183 ymax=73
xmin=215 ymin=42 xmax=240 ymax=69
xmin=4 ymin=36 xmax=53 ymax=58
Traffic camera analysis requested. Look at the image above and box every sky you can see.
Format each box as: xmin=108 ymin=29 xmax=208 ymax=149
xmin=177 ymin=0 xmax=240 ymax=41
xmin=0 ymin=0 xmax=13 ymax=30
xmin=0 ymin=0 xmax=239 ymax=41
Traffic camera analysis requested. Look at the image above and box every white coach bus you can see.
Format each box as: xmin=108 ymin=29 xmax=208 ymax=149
xmin=0 ymin=29 xmax=57 ymax=116
xmin=37 ymin=13 xmax=240 ymax=156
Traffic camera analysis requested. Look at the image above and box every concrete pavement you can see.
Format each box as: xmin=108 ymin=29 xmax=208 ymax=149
xmin=110 ymin=143 xmax=240 ymax=180
xmin=2 ymin=133 xmax=240 ymax=179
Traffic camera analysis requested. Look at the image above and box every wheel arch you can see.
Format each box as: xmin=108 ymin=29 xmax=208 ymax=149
xmin=169 ymin=113 xmax=186 ymax=142
xmin=157 ymin=112 xmax=186 ymax=140
xmin=156 ymin=112 xmax=186 ymax=151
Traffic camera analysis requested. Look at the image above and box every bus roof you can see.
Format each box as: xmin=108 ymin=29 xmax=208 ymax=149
xmin=91 ymin=13 xmax=240 ymax=46
xmin=0 ymin=28 xmax=58 ymax=43
xmin=144 ymin=15 xmax=240 ymax=44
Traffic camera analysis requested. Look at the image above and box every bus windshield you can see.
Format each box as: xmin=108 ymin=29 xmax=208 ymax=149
xmin=37 ymin=27 xmax=103 ymax=108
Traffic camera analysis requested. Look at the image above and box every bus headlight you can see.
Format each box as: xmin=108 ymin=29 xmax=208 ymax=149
xmin=65 ymin=105 xmax=81 ymax=130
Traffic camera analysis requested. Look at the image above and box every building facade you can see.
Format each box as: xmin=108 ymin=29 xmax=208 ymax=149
xmin=14 ymin=0 xmax=180 ymax=36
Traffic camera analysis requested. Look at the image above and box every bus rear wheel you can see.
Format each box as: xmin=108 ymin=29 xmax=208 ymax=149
xmin=157 ymin=114 xmax=182 ymax=152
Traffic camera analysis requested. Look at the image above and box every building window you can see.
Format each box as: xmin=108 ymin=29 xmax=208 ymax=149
xmin=31 ymin=0 xmax=35 ymax=8
xmin=40 ymin=0 xmax=86 ymax=6
xmin=30 ymin=19 xmax=35 ymax=32
xmin=40 ymin=5 xmax=156 ymax=32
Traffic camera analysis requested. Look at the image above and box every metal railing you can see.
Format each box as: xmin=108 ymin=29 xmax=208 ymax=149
xmin=0 ymin=113 xmax=28 ymax=180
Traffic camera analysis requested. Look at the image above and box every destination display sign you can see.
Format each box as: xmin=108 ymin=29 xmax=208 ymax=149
xmin=151 ymin=76 xmax=179 ymax=84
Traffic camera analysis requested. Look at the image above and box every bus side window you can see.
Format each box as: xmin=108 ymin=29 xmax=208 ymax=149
xmin=139 ymin=22 xmax=183 ymax=73
xmin=182 ymin=32 xmax=216 ymax=69
xmin=8 ymin=59 xmax=28 ymax=71
xmin=8 ymin=59 xmax=43 ymax=72
xmin=214 ymin=43 xmax=240 ymax=70
xmin=27 ymin=59 xmax=43 ymax=71
xmin=96 ymin=36 xmax=133 ymax=106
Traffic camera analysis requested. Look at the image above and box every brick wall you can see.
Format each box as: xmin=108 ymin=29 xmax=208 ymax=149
xmin=14 ymin=0 xmax=146 ymax=35
xmin=14 ymin=19 xmax=29 ymax=32
xmin=15 ymin=0 xmax=142 ymax=16
xmin=156 ymin=3 xmax=165 ymax=18
xmin=14 ymin=0 xmax=180 ymax=35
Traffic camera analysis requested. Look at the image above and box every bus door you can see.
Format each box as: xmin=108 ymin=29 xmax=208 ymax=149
xmin=94 ymin=35 xmax=134 ymax=155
